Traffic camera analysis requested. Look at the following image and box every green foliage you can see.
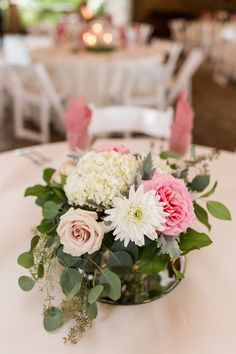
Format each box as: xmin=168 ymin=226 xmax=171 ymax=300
xmin=30 ymin=235 xmax=40 ymax=251
xmin=24 ymin=184 xmax=50 ymax=197
xmin=142 ymin=153 xmax=155 ymax=180
xmin=60 ymin=268 xmax=82 ymax=297
xmin=43 ymin=307 xmax=64 ymax=332
xmin=171 ymin=264 xmax=185 ymax=280
xmin=87 ymin=302 xmax=98 ymax=320
xmin=17 ymin=251 xmax=34 ymax=269
xmin=191 ymin=175 xmax=210 ymax=192
xmin=43 ymin=168 xmax=55 ymax=184
xmin=111 ymin=240 xmax=139 ymax=262
xmin=194 ymin=202 xmax=211 ymax=231
xmin=107 ymin=251 xmax=133 ymax=275
xmin=43 ymin=201 xmax=60 ymax=219
xmin=88 ymin=285 xmax=104 ymax=304
xmin=37 ymin=263 xmax=44 ymax=279
xmin=99 ymin=269 xmax=121 ymax=301
xmin=139 ymin=243 xmax=170 ymax=275
xmin=37 ymin=219 xmax=57 ymax=234
xmin=18 ymin=276 xmax=35 ymax=291
xmin=206 ymin=201 xmax=231 ymax=220
xmin=179 ymin=228 xmax=212 ymax=255
xmin=201 ymin=181 xmax=218 ymax=198
xmin=160 ymin=150 xmax=181 ymax=160
xmin=57 ymin=246 xmax=80 ymax=267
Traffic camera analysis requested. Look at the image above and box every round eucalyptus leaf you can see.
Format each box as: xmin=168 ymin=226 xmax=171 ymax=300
xmin=88 ymin=285 xmax=104 ymax=304
xmin=18 ymin=276 xmax=35 ymax=291
xmin=17 ymin=252 xmax=34 ymax=269
xmin=43 ymin=307 xmax=64 ymax=332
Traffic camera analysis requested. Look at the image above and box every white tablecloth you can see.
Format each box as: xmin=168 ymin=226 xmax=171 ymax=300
xmin=32 ymin=45 xmax=166 ymax=106
xmin=0 ymin=139 xmax=236 ymax=354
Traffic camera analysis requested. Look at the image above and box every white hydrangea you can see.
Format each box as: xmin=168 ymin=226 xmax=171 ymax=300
xmin=152 ymin=154 xmax=172 ymax=174
xmin=64 ymin=151 xmax=140 ymax=208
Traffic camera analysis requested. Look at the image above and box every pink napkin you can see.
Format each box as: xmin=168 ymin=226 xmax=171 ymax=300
xmin=65 ymin=97 xmax=92 ymax=151
xmin=169 ymin=91 xmax=194 ymax=155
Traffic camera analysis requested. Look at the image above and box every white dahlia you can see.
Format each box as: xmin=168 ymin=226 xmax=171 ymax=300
xmin=104 ymin=185 xmax=168 ymax=247
xmin=64 ymin=151 xmax=140 ymax=208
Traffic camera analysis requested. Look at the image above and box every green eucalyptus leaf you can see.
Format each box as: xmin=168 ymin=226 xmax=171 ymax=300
xmin=88 ymin=285 xmax=104 ymax=304
xmin=60 ymin=268 xmax=82 ymax=296
xmin=107 ymin=251 xmax=133 ymax=274
xmin=179 ymin=228 xmax=212 ymax=254
xmin=111 ymin=240 xmax=139 ymax=262
xmin=43 ymin=307 xmax=64 ymax=332
xmin=194 ymin=202 xmax=211 ymax=231
xmin=43 ymin=168 xmax=55 ymax=184
xmin=139 ymin=243 xmax=170 ymax=275
xmin=142 ymin=152 xmax=155 ymax=180
xmin=57 ymin=246 xmax=80 ymax=267
xmin=67 ymin=281 xmax=82 ymax=300
xmin=37 ymin=219 xmax=56 ymax=234
xmin=159 ymin=150 xmax=181 ymax=160
xmin=17 ymin=252 xmax=34 ymax=269
xmin=18 ymin=276 xmax=35 ymax=291
xmin=200 ymin=181 xmax=218 ymax=198
xmin=99 ymin=269 xmax=121 ymax=301
xmin=87 ymin=302 xmax=98 ymax=320
xmin=38 ymin=263 xmax=44 ymax=279
xmin=30 ymin=235 xmax=40 ymax=251
xmin=191 ymin=175 xmax=210 ymax=192
xmin=206 ymin=201 xmax=231 ymax=220
xmin=43 ymin=201 xmax=60 ymax=219
xmin=24 ymin=184 xmax=50 ymax=198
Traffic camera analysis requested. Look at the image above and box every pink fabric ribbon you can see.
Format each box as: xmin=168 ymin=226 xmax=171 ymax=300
xmin=65 ymin=97 xmax=92 ymax=151
xmin=169 ymin=91 xmax=194 ymax=155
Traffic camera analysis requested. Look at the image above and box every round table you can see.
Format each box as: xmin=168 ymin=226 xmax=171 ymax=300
xmin=1 ymin=139 xmax=236 ymax=354
xmin=32 ymin=45 xmax=165 ymax=106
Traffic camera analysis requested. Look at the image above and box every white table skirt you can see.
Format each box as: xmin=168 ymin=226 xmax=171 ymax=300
xmin=0 ymin=139 xmax=236 ymax=354
xmin=32 ymin=45 xmax=165 ymax=106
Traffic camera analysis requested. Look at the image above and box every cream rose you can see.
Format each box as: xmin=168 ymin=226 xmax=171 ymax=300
xmin=57 ymin=207 xmax=104 ymax=257
xmin=52 ymin=160 xmax=76 ymax=184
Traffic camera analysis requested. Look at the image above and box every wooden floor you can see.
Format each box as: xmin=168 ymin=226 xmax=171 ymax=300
xmin=0 ymin=63 xmax=236 ymax=153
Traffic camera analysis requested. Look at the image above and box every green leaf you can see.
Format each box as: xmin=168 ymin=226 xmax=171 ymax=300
xmin=38 ymin=263 xmax=44 ymax=279
xmin=45 ymin=235 xmax=59 ymax=248
xmin=191 ymin=175 xmax=210 ymax=192
xmin=99 ymin=269 xmax=121 ymax=301
xmin=57 ymin=246 xmax=80 ymax=267
xmin=179 ymin=228 xmax=212 ymax=255
xmin=111 ymin=240 xmax=139 ymax=262
xmin=194 ymin=202 xmax=211 ymax=231
xmin=17 ymin=252 xmax=34 ymax=269
xmin=139 ymin=244 xmax=170 ymax=275
xmin=43 ymin=168 xmax=55 ymax=184
xmin=43 ymin=201 xmax=60 ymax=219
xmin=206 ymin=201 xmax=231 ymax=221
xmin=172 ymin=263 xmax=185 ymax=280
xmin=107 ymin=251 xmax=133 ymax=274
xmin=37 ymin=219 xmax=56 ymax=234
xmin=67 ymin=281 xmax=83 ymax=300
xmin=24 ymin=184 xmax=50 ymax=197
xmin=43 ymin=307 xmax=64 ymax=332
xmin=18 ymin=276 xmax=35 ymax=291
xmin=30 ymin=235 xmax=40 ymax=251
xmin=142 ymin=152 xmax=155 ymax=180
xmin=160 ymin=150 xmax=181 ymax=160
xmin=200 ymin=181 xmax=218 ymax=198
xmin=88 ymin=285 xmax=104 ymax=304
xmin=60 ymin=268 xmax=82 ymax=296
xmin=87 ymin=302 xmax=98 ymax=320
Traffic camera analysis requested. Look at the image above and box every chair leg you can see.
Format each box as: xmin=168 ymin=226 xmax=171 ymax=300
xmin=39 ymin=98 xmax=50 ymax=143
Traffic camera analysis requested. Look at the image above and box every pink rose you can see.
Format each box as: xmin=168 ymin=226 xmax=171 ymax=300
xmin=57 ymin=208 xmax=104 ymax=256
xmin=142 ymin=172 xmax=195 ymax=236
xmin=95 ymin=144 xmax=130 ymax=154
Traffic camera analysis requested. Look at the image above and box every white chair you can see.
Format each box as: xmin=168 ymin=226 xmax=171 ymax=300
xmin=167 ymin=48 xmax=204 ymax=105
xmin=2 ymin=35 xmax=66 ymax=143
xmin=89 ymin=106 xmax=174 ymax=140
xmin=121 ymin=42 xmax=183 ymax=108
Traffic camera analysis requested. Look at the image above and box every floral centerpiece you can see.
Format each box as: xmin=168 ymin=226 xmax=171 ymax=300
xmin=17 ymin=144 xmax=231 ymax=344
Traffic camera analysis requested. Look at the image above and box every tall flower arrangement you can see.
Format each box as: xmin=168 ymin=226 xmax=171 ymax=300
xmin=17 ymin=144 xmax=231 ymax=343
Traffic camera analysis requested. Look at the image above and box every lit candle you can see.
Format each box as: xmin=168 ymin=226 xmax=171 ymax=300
xmin=82 ymin=32 xmax=97 ymax=46
xmin=92 ymin=23 xmax=103 ymax=34
xmin=103 ymin=32 xmax=113 ymax=44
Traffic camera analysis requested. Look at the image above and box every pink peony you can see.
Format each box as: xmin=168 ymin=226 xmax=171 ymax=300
xmin=142 ymin=172 xmax=195 ymax=237
xmin=95 ymin=144 xmax=130 ymax=154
